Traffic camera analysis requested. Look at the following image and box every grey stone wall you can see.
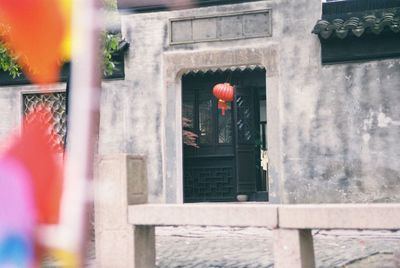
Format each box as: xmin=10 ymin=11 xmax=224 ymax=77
xmin=113 ymin=1 xmax=282 ymax=203
xmin=283 ymin=59 xmax=400 ymax=203
xmin=0 ymin=84 xmax=66 ymax=152
xmin=0 ymin=86 xmax=23 ymax=146
xmin=110 ymin=0 xmax=400 ymax=203
xmin=274 ymin=1 xmax=400 ymax=203
xmin=1 ymin=0 xmax=399 ymax=204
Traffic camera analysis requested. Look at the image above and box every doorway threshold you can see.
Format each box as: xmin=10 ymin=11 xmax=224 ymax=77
xmin=249 ymin=191 xmax=268 ymax=202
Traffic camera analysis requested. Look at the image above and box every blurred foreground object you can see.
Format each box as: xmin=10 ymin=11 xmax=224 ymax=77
xmin=1 ymin=0 xmax=104 ymax=266
xmin=57 ymin=0 xmax=102 ymax=265
xmin=13 ymin=107 xmax=64 ymax=224
xmin=0 ymin=107 xmax=63 ymax=267
xmin=0 ymin=0 xmax=70 ymax=84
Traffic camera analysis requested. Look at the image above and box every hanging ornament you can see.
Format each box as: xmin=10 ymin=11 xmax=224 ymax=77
xmin=212 ymin=83 xmax=234 ymax=116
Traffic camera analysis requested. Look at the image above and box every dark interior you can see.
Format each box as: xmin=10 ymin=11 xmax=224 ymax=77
xmin=182 ymin=68 xmax=267 ymax=202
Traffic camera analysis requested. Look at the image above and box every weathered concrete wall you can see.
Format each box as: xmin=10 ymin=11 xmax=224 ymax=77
xmin=1 ymin=0 xmax=399 ymax=204
xmin=98 ymin=79 xmax=165 ymax=204
xmin=115 ymin=1 xmax=282 ymax=203
xmin=111 ymin=0 xmax=400 ymax=203
xmin=0 ymin=85 xmax=24 ymax=146
xmin=0 ymin=84 xmax=66 ymax=152
xmin=283 ymin=59 xmax=400 ymax=203
xmin=274 ymin=1 xmax=400 ymax=203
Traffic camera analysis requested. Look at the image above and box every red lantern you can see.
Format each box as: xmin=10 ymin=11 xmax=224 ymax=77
xmin=212 ymin=83 xmax=234 ymax=115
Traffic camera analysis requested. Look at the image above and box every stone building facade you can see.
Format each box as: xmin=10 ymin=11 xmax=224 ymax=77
xmin=1 ymin=0 xmax=400 ymax=204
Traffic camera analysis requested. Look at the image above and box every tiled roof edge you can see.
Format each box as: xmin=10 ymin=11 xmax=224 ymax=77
xmin=312 ymin=8 xmax=400 ymax=39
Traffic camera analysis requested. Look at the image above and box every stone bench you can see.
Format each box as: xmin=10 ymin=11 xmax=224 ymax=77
xmin=95 ymin=154 xmax=400 ymax=268
xmin=128 ymin=204 xmax=278 ymax=227
xmin=279 ymin=204 xmax=400 ymax=229
xmin=273 ymin=204 xmax=400 ymax=267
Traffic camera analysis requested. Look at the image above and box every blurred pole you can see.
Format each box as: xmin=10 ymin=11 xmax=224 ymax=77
xmin=58 ymin=0 xmax=102 ymax=264
xmin=64 ymin=71 xmax=70 ymax=148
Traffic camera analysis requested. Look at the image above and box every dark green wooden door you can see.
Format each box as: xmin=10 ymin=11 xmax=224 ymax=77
xmin=234 ymin=84 xmax=260 ymax=195
xmin=182 ymin=69 xmax=265 ymax=202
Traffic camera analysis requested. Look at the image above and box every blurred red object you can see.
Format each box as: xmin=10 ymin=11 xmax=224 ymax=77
xmin=0 ymin=0 xmax=66 ymax=84
xmin=213 ymin=83 xmax=234 ymax=116
xmin=7 ymin=106 xmax=64 ymax=224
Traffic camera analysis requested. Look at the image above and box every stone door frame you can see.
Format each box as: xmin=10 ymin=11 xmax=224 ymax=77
xmin=163 ymin=45 xmax=283 ymax=203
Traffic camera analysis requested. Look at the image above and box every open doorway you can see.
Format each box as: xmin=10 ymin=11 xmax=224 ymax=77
xmin=182 ymin=67 xmax=268 ymax=202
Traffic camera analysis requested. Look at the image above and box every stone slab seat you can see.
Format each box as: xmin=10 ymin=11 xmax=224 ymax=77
xmin=279 ymin=204 xmax=400 ymax=230
xmin=128 ymin=204 xmax=279 ymax=227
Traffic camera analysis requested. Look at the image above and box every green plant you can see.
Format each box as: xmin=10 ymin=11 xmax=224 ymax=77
xmin=102 ymin=0 xmax=117 ymax=11
xmin=1 ymin=0 xmax=121 ymax=79
xmin=0 ymin=32 xmax=122 ymax=78
xmin=102 ymin=32 xmax=121 ymax=76
xmin=0 ymin=41 xmax=21 ymax=78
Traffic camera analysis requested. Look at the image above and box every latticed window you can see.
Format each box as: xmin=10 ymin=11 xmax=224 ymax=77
xmin=22 ymin=92 xmax=67 ymax=153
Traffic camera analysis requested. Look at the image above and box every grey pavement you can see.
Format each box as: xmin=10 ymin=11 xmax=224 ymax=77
xmin=46 ymin=226 xmax=400 ymax=267
xmin=155 ymin=227 xmax=400 ymax=268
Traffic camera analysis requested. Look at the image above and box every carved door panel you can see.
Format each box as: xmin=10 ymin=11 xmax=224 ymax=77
xmin=234 ymin=85 xmax=260 ymax=195
xmin=182 ymin=69 xmax=265 ymax=202
xmin=182 ymin=73 xmax=236 ymax=202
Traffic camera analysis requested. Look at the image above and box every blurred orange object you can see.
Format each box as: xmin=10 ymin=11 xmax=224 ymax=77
xmin=0 ymin=0 xmax=67 ymax=84
xmin=7 ymin=106 xmax=64 ymax=224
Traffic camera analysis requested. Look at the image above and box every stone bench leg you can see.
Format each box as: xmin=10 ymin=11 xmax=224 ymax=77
xmin=133 ymin=226 xmax=155 ymax=267
xmin=273 ymin=229 xmax=315 ymax=268
xmin=95 ymin=155 xmax=156 ymax=268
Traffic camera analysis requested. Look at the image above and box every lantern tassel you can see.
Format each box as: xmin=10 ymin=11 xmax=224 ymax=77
xmin=218 ymin=100 xmax=227 ymax=116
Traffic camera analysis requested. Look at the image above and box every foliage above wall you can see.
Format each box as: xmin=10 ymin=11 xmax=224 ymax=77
xmin=0 ymin=41 xmax=21 ymax=78
xmin=102 ymin=32 xmax=122 ymax=76
xmin=0 ymin=0 xmax=122 ymax=80
xmin=0 ymin=32 xmax=123 ymax=79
